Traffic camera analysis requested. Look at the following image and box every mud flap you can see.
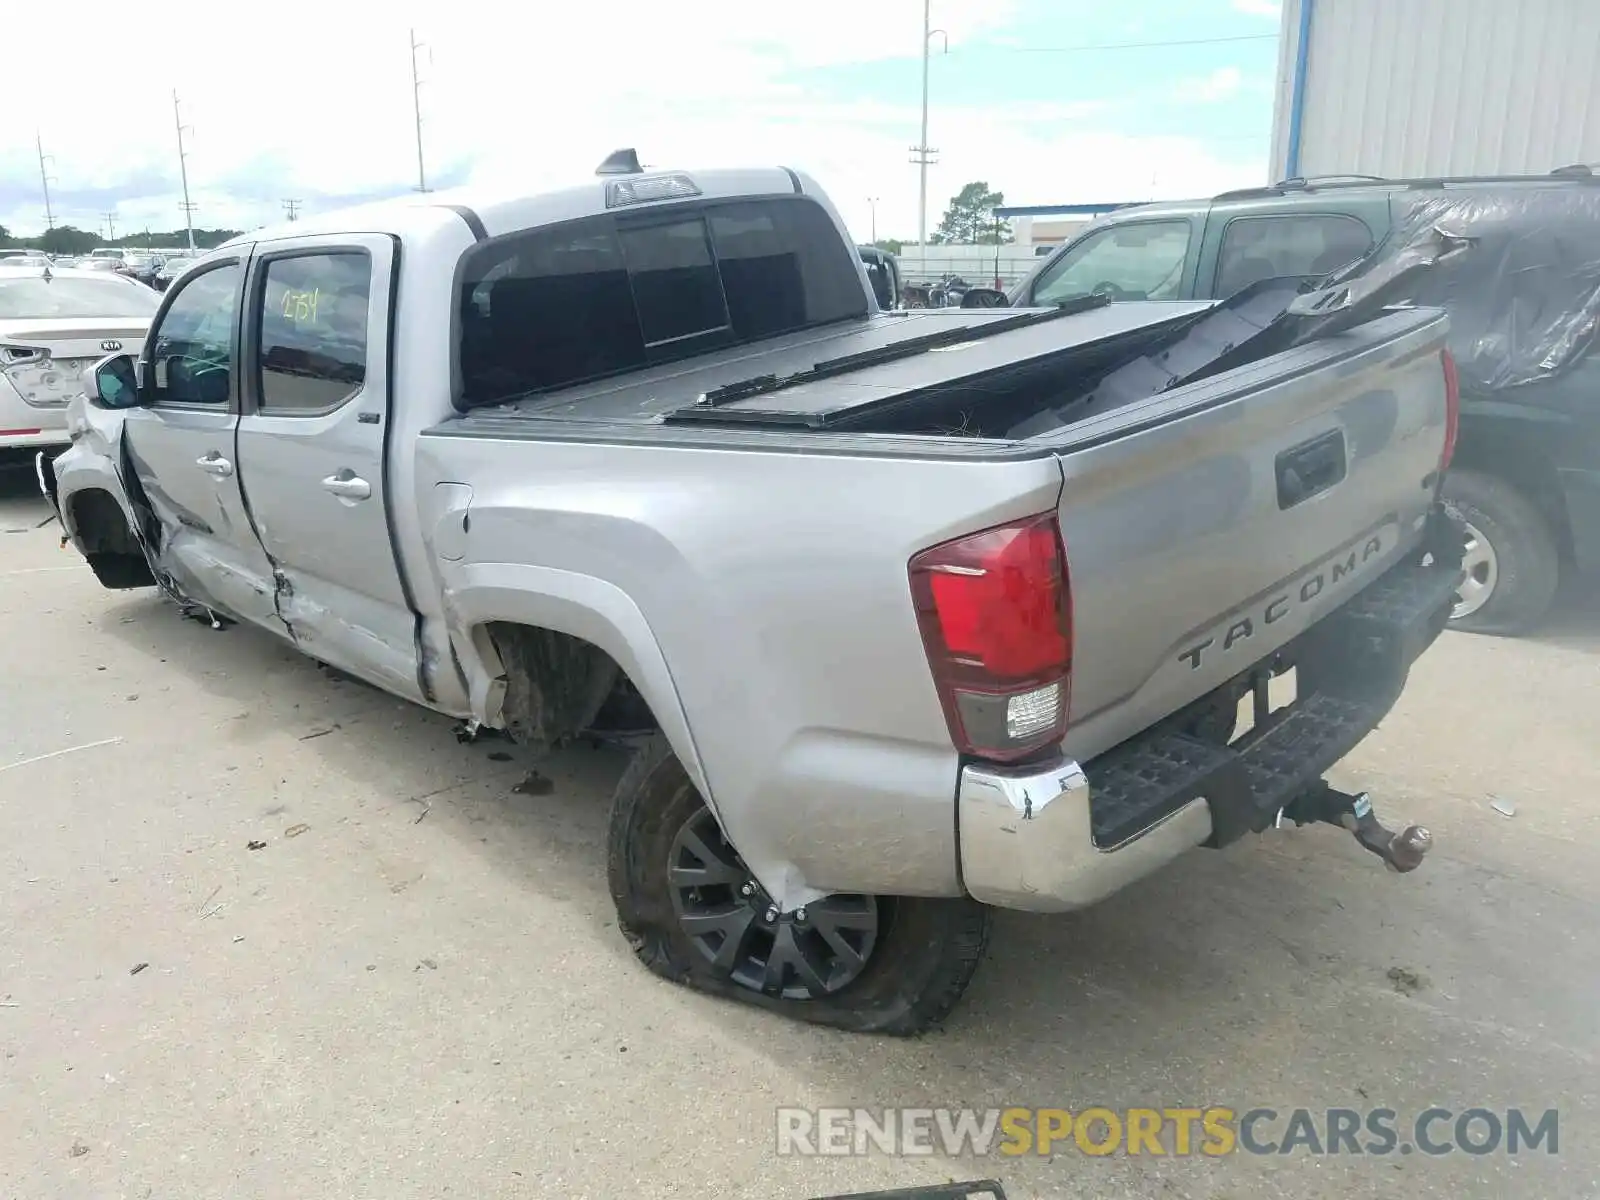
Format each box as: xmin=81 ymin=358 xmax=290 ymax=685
xmin=33 ymin=451 xmax=62 ymax=524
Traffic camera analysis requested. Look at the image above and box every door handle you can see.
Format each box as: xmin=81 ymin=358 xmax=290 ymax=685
xmin=321 ymin=472 xmax=372 ymax=502
xmin=196 ymin=453 xmax=233 ymax=478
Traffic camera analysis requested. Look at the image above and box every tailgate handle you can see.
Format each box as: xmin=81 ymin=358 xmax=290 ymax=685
xmin=1276 ymin=430 xmax=1347 ymax=509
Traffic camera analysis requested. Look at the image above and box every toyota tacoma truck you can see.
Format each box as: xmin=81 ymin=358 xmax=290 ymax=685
xmin=42 ymin=152 xmax=1466 ymax=1034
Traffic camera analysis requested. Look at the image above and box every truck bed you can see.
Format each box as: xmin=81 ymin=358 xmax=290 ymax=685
xmin=484 ymin=300 xmax=1213 ymax=433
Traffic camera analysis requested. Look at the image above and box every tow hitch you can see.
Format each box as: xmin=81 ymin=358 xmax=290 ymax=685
xmin=1279 ymin=782 xmax=1432 ymax=873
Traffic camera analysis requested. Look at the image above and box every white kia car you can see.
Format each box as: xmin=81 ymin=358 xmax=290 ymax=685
xmin=0 ymin=265 xmax=160 ymax=455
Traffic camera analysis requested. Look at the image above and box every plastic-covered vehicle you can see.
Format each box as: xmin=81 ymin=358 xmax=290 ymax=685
xmin=1011 ymin=171 xmax=1600 ymax=633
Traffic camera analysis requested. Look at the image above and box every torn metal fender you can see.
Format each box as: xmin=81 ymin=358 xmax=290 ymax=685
xmin=436 ymin=559 xmax=714 ymax=806
xmin=52 ymin=396 xmax=201 ymax=609
xmin=51 ymin=398 xmax=143 ymax=555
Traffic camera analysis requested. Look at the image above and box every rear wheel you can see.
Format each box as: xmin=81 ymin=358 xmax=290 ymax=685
xmin=1441 ymin=469 xmax=1560 ymax=635
xmin=607 ymin=734 xmax=991 ymax=1034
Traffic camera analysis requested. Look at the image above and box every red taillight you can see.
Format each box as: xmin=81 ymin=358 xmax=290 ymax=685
xmin=1439 ymin=348 xmax=1460 ymax=471
xmin=909 ymin=512 xmax=1072 ymax=761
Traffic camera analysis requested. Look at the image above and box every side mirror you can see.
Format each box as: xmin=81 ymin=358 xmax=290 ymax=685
xmin=87 ymin=353 xmax=143 ymax=409
xmin=959 ymin=287 xmax=1010 ymax=309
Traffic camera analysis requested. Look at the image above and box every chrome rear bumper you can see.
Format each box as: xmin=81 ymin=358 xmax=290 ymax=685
xmin=957 ymin=754 xmax=1212 ymax=912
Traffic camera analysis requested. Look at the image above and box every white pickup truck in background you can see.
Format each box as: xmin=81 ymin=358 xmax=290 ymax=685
xmin=44 ymin=153 xmax=1466 ymax=1033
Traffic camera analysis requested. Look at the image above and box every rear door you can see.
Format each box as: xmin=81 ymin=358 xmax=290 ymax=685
xmin=120 ymin=253 xmax=282 ymax=628
xmin=1197 ymin=200 xmax=1388 ymax=299
xmin=232 ymin=235 xmax=423 ymax=701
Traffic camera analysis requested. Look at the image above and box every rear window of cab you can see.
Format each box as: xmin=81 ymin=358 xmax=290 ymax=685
xmin=456 ymin=197 xmax=868 ymax=406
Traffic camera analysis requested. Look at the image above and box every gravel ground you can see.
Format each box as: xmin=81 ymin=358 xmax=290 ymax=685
xmin=2 ymin=462 xmax=1596 ymax=1200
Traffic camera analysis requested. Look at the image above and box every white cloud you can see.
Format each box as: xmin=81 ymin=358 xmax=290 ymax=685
xmin=1172 ymin=67 xmax=1248 ymax=103
xmin=0 ymin=0 xmax=1266 ymax=241
xmin=1232 ymin=0 xmax=1283 ymax=17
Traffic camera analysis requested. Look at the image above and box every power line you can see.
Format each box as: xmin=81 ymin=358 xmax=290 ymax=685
xmin=962 ymin=32 xmax=1278 ymax=54
xmin=102 ymin=212 xmax=118 ymax=240
xmin=282 ymin=198 xmax=302 ymax=222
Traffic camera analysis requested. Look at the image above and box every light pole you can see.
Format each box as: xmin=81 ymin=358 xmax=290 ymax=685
xmin=173 ymin=91 xmax=197 ymax=251
xmin=909 ymin=1 xmax=947 ymax=277
xmin=867 ymin=196 xmax=879 ymax=244
xmin=410 ymin=29 xmax=429 ymax=193
xmin=35 ymin=133 xmax=55 ymax=231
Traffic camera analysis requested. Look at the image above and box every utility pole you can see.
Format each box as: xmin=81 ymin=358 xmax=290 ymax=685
xmin=410 ymin=29 xmax=429 ymax=192
xmin=36 ymin=133 xmax=56 ymax=231
xmin=867 ymin=197 xmax=879 ymax=244
xmin=102 ymin=212 xmax=118 ymax=241
xmin=909 ymin=1 xmax=947 ymax=275
xmin=282 ymin=199 xmax=301 ymax=222
xmin=174 ymin=90 xmax=197 ymax=250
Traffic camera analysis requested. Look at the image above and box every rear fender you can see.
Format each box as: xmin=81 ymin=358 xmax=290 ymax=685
xmin=439 ymin=560 xmax=713 ymax=806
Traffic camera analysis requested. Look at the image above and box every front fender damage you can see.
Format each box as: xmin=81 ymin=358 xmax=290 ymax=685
xmin=56 ymin=398 xmax=228 ymax=626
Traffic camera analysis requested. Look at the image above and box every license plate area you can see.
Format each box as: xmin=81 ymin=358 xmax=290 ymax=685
xmin=1232 ymin=661 xmax=1297 ymax=745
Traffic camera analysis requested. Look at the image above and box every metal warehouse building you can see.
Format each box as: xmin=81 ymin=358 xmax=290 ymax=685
xmin=1271 ymin=0 xmax=1600 ymax=181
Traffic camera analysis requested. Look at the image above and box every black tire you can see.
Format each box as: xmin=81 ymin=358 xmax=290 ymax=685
xmin=607 ymin=733 xmax=991 ymax=1035
xmin=1441 ymin=468 xmax=1560 ymax=635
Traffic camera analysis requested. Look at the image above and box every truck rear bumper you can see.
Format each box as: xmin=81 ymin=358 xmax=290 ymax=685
xmin=959 ymin=509 xmax=1465 ymax=913
xmin=959 ymin=755 xmax=1214 ymax=911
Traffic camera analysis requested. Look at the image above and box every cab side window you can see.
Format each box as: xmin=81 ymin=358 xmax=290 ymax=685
xmin=1029 ymin=221 xmax=1192 ymax=305
xmin=256 ymin=252 xmax=373 ymax=413
xmin=147 ymin=262 xmax=242 ymax=407
xmin=1214 ymin=214 xmax=1374 ymax=296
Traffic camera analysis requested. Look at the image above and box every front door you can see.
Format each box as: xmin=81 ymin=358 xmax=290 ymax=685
xmin=232 ymin=235 xmax=422 ymax=701
xmin=121 ymin=254 xmax=282 ymax=629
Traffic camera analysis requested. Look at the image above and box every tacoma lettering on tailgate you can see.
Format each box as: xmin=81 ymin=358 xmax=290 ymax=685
xmin=1177 ymin=533 xmax=1387 ymax=671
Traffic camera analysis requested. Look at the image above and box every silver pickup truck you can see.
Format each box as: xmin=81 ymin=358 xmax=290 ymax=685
xmin=43 ymin=155 xmax=1466 ymax=1034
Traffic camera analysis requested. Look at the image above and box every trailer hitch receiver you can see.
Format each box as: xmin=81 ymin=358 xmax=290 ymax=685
xmin=1279 ymin=783 xmax=1432 ymax=873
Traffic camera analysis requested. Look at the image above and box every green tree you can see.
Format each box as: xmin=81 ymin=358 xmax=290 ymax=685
xmin=931 ymin=182 xmax=1013 ymax=245
xmin=39 ymin=226 xmax=97 ymax=256
xmin=873 ymin=237 xmax=905 ymax=255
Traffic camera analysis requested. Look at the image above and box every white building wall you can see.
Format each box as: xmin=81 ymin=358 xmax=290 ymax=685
xmin=1271 ymin=0 xmax=1600 ymax=182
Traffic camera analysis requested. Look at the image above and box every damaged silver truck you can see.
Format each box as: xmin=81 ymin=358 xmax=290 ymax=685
xmin=42 ymin=154 xmax=1468 ymax=1033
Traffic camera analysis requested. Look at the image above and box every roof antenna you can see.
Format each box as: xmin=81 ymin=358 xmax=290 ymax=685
xmin=596 ymin=148 xmax=643 ymax=176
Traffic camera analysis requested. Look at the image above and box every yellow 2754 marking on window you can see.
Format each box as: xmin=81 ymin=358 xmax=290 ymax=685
xmin=280 ymin=287 xmax=321 ymax=324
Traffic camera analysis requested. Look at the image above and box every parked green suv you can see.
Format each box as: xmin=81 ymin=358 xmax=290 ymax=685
xmin=1014 ymin=171 xmax=1600 ymax=634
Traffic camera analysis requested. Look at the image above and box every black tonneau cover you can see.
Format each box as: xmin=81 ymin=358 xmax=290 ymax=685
xmin=497 ymin=300 xmax=1211 ymax=428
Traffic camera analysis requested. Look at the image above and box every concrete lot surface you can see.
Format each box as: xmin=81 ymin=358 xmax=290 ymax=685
xmin=2 ymin=462 xmax=1597 ymax=1199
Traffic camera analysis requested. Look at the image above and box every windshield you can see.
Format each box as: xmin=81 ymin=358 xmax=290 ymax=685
xmin=0 ymin=276 xmax=160 ymax=319
xmin=1030 ymin=219 xmax=1193 ymax=304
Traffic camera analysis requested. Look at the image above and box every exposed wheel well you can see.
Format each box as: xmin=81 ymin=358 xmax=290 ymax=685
xmin=69 ymin=489 xmax=156 ymax=589
xmin=1450 ymin=431 xmax=1573 ymax=562
xmin=484 ymin=622 xmax=660 ymax=756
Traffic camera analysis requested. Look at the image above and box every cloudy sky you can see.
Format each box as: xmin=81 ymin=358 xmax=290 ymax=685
xmin=0 ymin=0 xmax=1282 ymax=242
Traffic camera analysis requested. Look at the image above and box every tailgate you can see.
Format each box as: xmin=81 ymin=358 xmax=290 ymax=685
xmin=1048 ymin=307 xmax=1451 ymax=762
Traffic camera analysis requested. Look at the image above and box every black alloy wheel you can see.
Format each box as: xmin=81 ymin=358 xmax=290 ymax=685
xmin=666 ymin=808 xmax=879 ymax=1000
